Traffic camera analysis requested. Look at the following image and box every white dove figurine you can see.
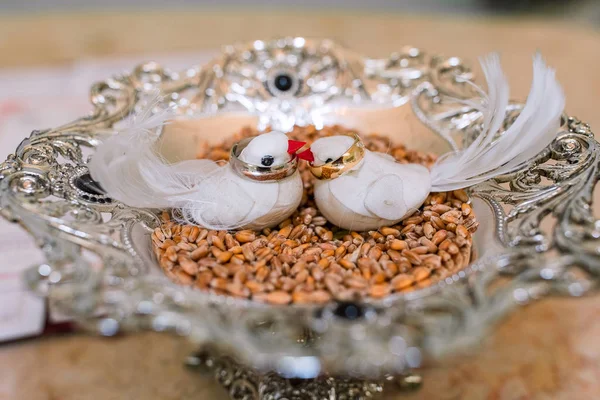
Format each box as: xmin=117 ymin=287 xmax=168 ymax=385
xmin=305 ymin=53 xmax=565 ymax=231
xmin=88 ymin=96 xmax=313 ymax=230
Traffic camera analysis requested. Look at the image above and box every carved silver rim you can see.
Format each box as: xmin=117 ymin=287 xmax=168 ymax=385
xmin=0 ymin=38 xmax=598 ymax=381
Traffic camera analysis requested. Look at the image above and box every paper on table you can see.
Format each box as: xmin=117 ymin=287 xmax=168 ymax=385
xmin=0 ymin=51 xmax=213 ymax=341
xmin=0 ymin=222 xmax=45 ymax=341
xmin=0 ymin=92 xmax=88 ymax=341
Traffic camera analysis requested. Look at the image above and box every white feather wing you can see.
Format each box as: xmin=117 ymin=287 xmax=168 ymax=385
xmin=88 ymin=102 xmax=196 ymax=209
xmin=329 ymin=153 xmax=379 ymax=219
xmin=364 ymin=175 xmax=408 ymax=220
xmin=330 ymin=151 xmax=431 ymax=220
xmin=181 ymin=168 xmax=251 ymax=228
xmin=430 ymin=53 xmax=565 ymax=192
xmin=178 ymin=167 xmax=280 ymax=230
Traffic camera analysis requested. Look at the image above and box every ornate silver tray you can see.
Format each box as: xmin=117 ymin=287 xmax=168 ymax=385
xmin=1 ymin=38 xmax=599 ymax=399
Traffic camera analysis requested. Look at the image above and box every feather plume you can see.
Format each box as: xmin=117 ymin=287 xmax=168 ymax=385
xmin=89 ymin=94 xmax=211 ymax=207
xmin=430 ymin=53 xmax=565 ymax=192
xmin=88 ymin=94 xmax=233 ymax=227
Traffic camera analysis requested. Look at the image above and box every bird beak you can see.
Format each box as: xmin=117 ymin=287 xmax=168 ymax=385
xmin=288 ymin=140 xmax=314 ymax=162
xmin=287 ymin=140 xmax=306 ymax=155
xmin=296 ymin=148 xmax=314 ymax=162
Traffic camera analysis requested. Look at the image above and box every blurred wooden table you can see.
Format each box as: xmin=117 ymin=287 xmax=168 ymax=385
xmin=1 ymin=10 xmax=599 ymax=400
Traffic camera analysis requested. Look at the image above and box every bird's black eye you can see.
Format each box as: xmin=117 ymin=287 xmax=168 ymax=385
xmin=325 ymin=158 xmax=333 ymax=163
xmin=261 ymin=155 xmax=274 ymax=167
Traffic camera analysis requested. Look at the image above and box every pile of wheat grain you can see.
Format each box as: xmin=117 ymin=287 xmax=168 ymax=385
xmin=152 ymin=125 xmax=478 ymax=304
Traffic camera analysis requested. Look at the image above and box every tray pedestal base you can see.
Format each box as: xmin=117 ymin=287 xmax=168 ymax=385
xmin=185 ymin=350 xmax=422 ymax=399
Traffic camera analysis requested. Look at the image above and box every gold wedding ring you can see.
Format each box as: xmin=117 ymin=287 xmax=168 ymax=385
xmin=309 ymin=133 xmax=365 ymax=180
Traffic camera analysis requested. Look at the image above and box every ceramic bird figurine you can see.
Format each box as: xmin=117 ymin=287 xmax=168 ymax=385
xmin=305 ymin=53 xmax=565 ymax=231
xmin=88 ymin=97 xmax=313 ymax=230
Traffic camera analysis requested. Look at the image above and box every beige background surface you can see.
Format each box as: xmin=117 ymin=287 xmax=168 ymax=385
xmin=0 ymin=11 xmax=599 ymax=400
xmin=1 ymin=11 xmax=599 ymax=130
